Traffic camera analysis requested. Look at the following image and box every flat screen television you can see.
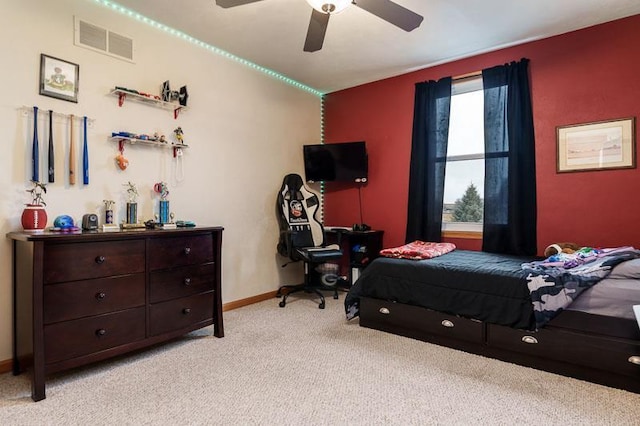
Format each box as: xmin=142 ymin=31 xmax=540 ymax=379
xmin=303 ymin=141 xmax=368 ymax=183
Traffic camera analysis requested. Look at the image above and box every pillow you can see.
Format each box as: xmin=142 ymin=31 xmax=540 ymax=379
xmin=608 ymin=258 xmax=640 ymax=280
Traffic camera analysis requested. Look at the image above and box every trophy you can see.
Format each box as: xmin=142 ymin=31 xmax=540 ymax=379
xmin=121 ymin=182 xmax=145 ymax=229
xmin=102 ymin=199 xmax=119 ymax=232
xmin=154 ymin=182 xmax=176 ymax=229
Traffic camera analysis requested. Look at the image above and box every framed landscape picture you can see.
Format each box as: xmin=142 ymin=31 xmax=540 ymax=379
xmin=39 ymin=54 xmax=79 ymax=103
xmin=556 ymin=117 xmax=636 ymax=173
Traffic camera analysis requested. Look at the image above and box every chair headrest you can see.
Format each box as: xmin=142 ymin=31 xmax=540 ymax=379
xmin=282 ymin=174 xmax=304 ymax=191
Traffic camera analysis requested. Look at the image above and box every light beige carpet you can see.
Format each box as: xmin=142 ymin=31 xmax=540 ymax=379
xmin=1 ymin=295 xmax=639 ymax=425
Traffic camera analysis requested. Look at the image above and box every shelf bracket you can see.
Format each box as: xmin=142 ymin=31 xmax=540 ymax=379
xmin=173 ymin=107 xmax=183 ymax=120
xmin=118 ymin=93 xmax=126 ymax=107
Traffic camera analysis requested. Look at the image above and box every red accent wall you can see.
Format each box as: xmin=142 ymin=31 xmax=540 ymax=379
xmin=323 ymin=15 xmax=640 ymax=255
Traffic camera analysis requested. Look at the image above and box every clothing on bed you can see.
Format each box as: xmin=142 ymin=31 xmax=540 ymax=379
xmin=345 ymin=250 xmax=537 ymax=329
xmin=379 ymin=241 xmax=456 ymax=260
xmin=522 ymin=248 xmax=640 ymax=328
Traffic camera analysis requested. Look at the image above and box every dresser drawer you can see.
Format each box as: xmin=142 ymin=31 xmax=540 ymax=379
xmin=148 ymin=234 xmax=213 ymax=271
xmin=44 ymin=307 xmax=145 ymax=364
xmin=44 ymin=274 xmax=145 ymax=324
xmin=150 ymin=263 xmax=215 ymax=303
xmin=360 ymin=297 xmax=483 ymax=344
xmin=44 ymin=240 xmax=145 ymax=284
xmin=487 ymin=324 xmax=640 ymax=378
xmin=149 ymin=292 xmax=214 ymax=336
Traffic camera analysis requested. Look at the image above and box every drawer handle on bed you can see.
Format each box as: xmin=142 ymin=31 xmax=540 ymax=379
xmin=379 ymin=307 xmax=390 ymax=315
xmin=441 ymin=320 xmax=454 ymax=328
xmin=521 ymin=336 xmax=538 ymax=344
xmin=628 ymin=356 xmax=640 ymax=365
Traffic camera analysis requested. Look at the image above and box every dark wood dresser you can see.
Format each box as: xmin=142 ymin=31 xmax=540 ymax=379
xmin=7 ymin=226 xmax=224 ymax=401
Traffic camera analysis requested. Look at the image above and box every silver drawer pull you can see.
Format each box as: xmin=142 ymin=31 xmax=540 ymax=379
xmin=184 ymin=277 xmax=192 ymax=286
xmin=441 ymin=319 xmax=454 ymax=328
xmin=379 ymin=307 xmax=390 ymax=315
xmin=184 ymin=247 xmax=191 ymax=255
xmin=522 ymin=335 xmax=538 ymax=344
xmin=628 ymin=356 xmax=640 ymax=365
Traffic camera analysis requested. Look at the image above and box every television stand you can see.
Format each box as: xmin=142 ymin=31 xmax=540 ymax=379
xmin=325 ymin=228 xmax=384 ymax=286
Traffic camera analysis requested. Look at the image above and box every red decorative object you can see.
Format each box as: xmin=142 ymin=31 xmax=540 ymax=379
xmin=21 ymin=204 xmax=48 ymax=231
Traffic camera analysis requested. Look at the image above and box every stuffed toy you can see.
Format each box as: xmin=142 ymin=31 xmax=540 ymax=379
xmin=544 ymin=242 xmax=581 ymax=257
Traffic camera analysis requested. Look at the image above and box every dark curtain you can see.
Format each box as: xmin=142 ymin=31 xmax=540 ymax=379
xmin=482 ymin=58 xmax=537 ymax=255
xmin=405 ymin=77 xmax=452 ymax=243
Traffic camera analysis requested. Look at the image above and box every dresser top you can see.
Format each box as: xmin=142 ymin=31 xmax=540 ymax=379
xmin=7 ymin=226 xmax=223 ymax=242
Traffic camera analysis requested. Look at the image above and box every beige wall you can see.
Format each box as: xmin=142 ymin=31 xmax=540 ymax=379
xmin=0 ymin=0 xmax=321 ymax=361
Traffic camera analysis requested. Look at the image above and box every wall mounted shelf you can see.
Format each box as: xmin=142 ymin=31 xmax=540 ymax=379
xmin=110 ymin=88 xmax=187 ymax=119
xmin=110 ymin=136 xmax=188 ymax=157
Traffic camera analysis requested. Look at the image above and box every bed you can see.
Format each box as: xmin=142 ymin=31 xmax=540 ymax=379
xmin=345 ymin=249 xmax=640 ymax=393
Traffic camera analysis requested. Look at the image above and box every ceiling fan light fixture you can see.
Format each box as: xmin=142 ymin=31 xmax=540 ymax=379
xmin=306 ymin=0 xmax=352 ymax=14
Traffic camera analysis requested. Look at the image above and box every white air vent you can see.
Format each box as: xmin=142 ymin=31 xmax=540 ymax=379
xmin=108 ymin=32 xmax=134 ymax=61
xmin=78 ymin=20 xmax=107 ymax=51
xmin=74 ymin=17 xmax=134 ymax=63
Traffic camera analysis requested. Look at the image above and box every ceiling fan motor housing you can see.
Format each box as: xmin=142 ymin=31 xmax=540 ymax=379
xmin=322 ymin=4 xmax=336 ymax=13
xmin=306 ymin=0 xmax=352 ymax=14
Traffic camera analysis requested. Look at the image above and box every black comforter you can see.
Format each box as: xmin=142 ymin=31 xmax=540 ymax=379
xmin=345 ymin=250 xmax=537 ymax=329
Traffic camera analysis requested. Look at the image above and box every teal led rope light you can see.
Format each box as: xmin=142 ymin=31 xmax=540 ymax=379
xmin=320 ymin=95 xmax=326 ymax=223
xmin=91 ymin=0 xmax=324 ymax=97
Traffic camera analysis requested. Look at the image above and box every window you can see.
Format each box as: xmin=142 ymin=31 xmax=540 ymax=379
xmin=442 ymin=77 xmax=484 ymax=234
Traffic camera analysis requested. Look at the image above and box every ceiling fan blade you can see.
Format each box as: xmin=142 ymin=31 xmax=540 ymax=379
xmin=304 ymin=9 xmax=330 ymax=52
xmin=355 ymin=0 xmax=423 ymax=31
xmin=215 ymin=0 xmax=264 ymax=8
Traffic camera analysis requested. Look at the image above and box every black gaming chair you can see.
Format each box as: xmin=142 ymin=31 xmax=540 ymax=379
xmin=276 ymin=174 xmax=343 ymax=309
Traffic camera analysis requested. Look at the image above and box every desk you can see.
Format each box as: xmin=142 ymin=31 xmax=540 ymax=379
xmin=326 ymin=229 xmax=384 ymax=286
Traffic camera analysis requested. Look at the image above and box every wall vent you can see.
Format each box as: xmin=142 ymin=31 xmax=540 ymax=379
xmin=74 ymin=17 xmax=134 ymax=62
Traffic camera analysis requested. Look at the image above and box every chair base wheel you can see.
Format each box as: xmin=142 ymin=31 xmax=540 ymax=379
xmin=319 ymin=302 xmax=325 ymax=309
xmin=279 ymin=301 xmax=286 ymax=308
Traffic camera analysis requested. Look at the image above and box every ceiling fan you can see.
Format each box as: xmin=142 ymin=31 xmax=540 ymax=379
xmin=215 ymin=0 xmax=424 ymax=52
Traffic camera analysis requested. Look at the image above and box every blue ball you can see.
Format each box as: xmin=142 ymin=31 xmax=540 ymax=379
xmin=54 ymin=215 xmax=75 ymax=229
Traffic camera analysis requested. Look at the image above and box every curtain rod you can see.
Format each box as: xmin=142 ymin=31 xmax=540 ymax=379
xmin=452 ymin=71 xmax=481 ymax=81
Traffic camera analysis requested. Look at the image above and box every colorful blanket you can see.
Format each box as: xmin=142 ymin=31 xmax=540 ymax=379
xmin=522 ymin=247 xmax=640 ymax=329
xmin=379 ymin=241 xmax=456 ymax=260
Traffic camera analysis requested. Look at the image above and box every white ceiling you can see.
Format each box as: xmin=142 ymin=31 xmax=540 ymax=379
xmin=113 ymin=0 xmax=640 ymax=94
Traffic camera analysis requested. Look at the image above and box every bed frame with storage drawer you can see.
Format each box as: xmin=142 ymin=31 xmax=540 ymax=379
xmin=8 ymin=227 xmax=224 ymax=401
xmin=360 ymin=297 xmax=640 ymax=393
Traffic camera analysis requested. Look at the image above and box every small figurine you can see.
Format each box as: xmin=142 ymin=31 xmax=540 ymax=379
xmin=161 ymin=80 xmax=171 ymax=102
xmin=124 ymin=181 xmax=138 ymax=203
xmin=173 ymin=127 xmax=184 ymax=145
xmin=159 ymin=134 xmax=167 ymax=144
xmin=26 ymin=180 xmax=47 ymax=206
xmin=154 ymin=181 xmax=169 ymax=200
xmin=178 ymin=86 xmax=188 ymax=106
